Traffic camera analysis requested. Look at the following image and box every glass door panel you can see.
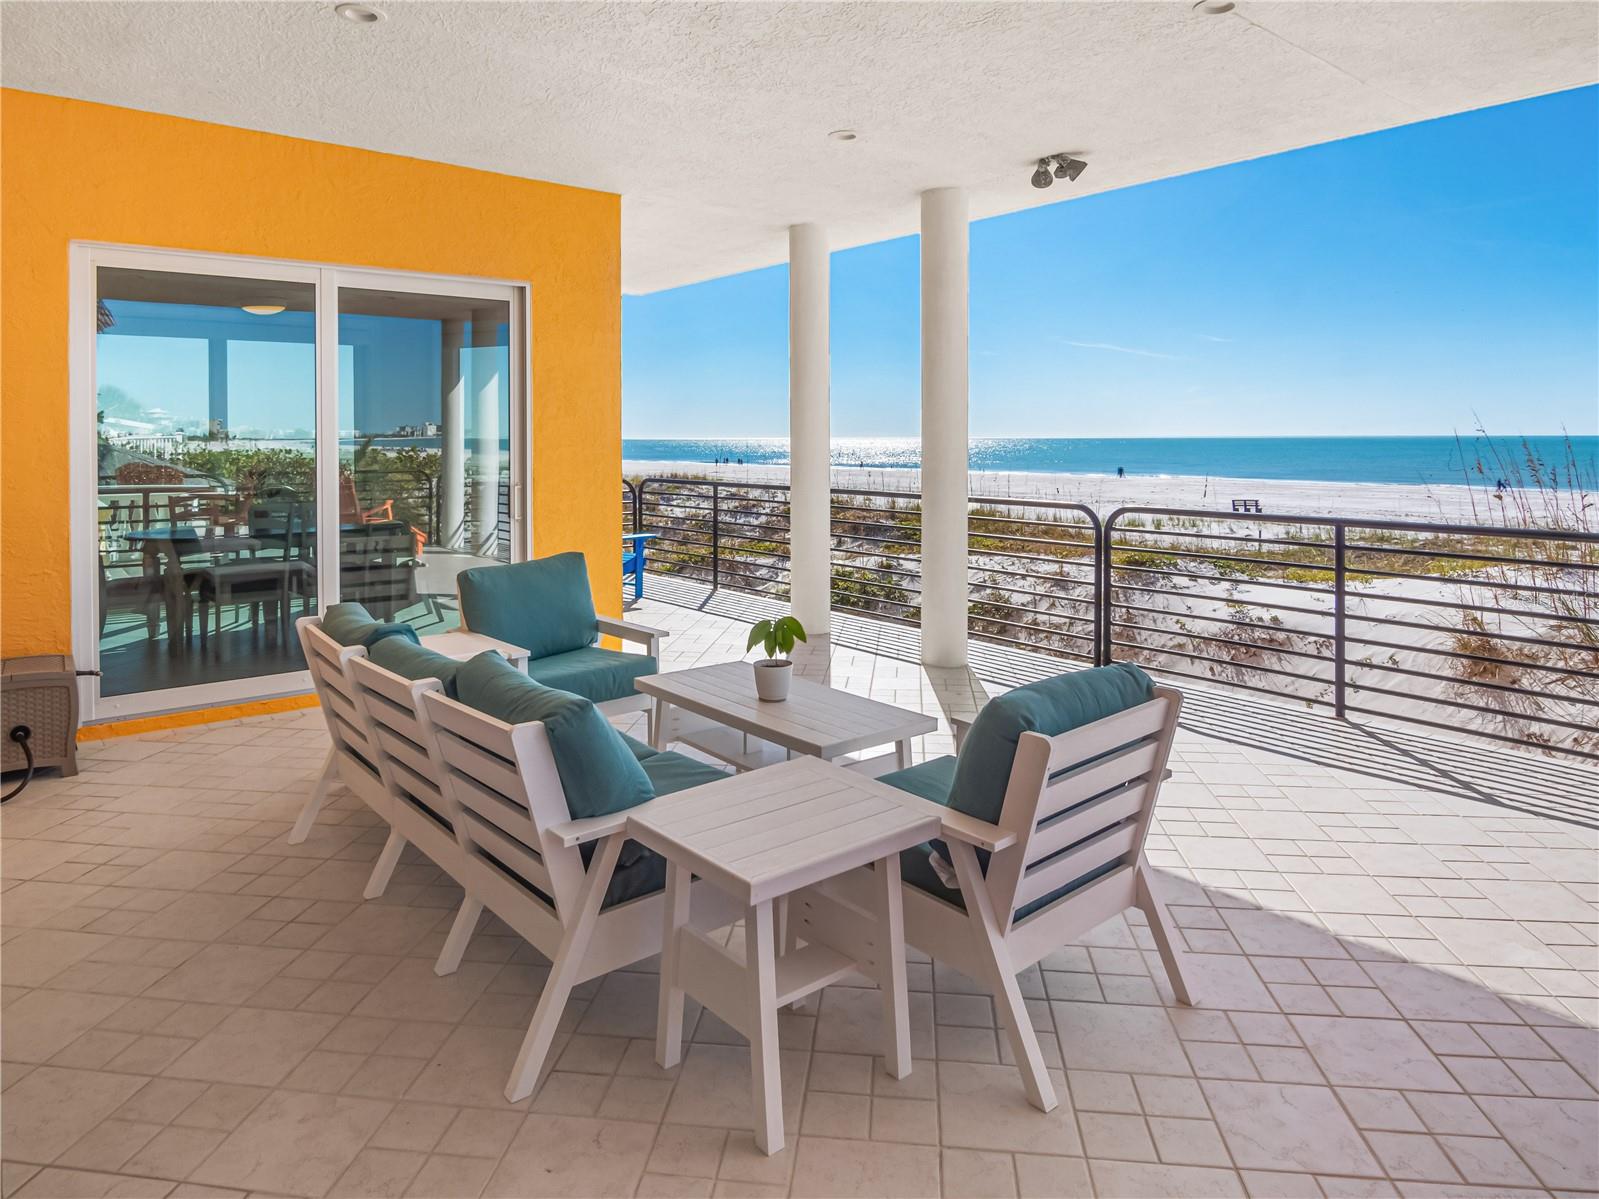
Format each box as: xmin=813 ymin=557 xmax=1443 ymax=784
xmin=95 ymin=266 xmax=317 ymax=697
xmin=336 ymin=288 xmax=512 ymax=633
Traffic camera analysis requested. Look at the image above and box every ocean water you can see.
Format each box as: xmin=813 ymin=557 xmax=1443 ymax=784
xmin=623 ymin=436 xmax=1598 ymax=488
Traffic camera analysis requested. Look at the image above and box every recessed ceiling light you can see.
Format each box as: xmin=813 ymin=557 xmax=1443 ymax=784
xmin=335 ymin=3 xmax=385 ymax=23
xmin=1192 ymin=0 xmax=1236 ymax=12
xmin=828 ymin=129 xmax=859 ymax=143
xmin=241 ymin=304 xmax=286 ymax=316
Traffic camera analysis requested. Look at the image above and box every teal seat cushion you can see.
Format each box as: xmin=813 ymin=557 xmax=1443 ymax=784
xmin=320 ymin=601 xmax=420 ymax=650
xmin=621 ymin=733 xmax=658 ymax=762
xmin=877 ymin=756 xmax=957 ymax=806
xmin=455 ymin=651 xmax=652 ymax=822
xmin=948 ymin=664 xmax=1155 ymax=824
xmin=526 ymin=647 xmax=658 ymax=705
xmin=588 ymin=752 xmax=726 ymax=908
xmin=640 ymin=750 xmax=728 ymax=797
xmin=367 ymin=637 xmax=462 ymax=697
xmin=457 ymin=553 xmax=599 ymax=661
xmin=599 ymin=850 xmax=669 ymax=909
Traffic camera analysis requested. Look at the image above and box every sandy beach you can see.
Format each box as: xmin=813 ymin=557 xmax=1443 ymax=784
xmin=624 ymin=459 xmax=1536 ymax=524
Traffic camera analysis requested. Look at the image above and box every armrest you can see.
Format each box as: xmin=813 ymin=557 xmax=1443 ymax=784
xmin=888 ymin=793 xmax=1017 ymax=852
xmin=597 ymin=615 xmax=671 ymax=655
xmin=937 ymin=809 xmax=1018 ymax=853
xmin=544 ymin=811 xmax=630 ymax=849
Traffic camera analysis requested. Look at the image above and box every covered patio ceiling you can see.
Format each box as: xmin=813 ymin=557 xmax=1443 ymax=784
xmin=2 ymin=1 xmax=1595 ymax=294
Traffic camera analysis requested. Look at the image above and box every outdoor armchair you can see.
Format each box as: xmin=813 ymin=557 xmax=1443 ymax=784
xmin=455 ymin=552 xmax=669 ymax=727
xmin=823 ymin=664 xmax=1196 ymax=1113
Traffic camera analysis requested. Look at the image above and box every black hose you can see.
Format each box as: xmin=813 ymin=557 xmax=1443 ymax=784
xmin=2 ymin=727 xmax=35 ymax=803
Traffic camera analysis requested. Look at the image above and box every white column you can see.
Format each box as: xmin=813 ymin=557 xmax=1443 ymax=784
xmin=788 ymin=223 xmax=831 ymax=634
xmin=440 ymin=318 xmax=467 ymax=550
xmin=207 ymin=339 xmax=228 ymax=438
xmin=469 ymin=309 xmax=502 ymax=559
xmin=920 ymin=187 xmax=970 ymax=668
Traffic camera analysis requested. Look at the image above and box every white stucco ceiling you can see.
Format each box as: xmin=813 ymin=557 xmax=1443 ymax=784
xmin=4 ymin=1 xmax=1595 ymax=294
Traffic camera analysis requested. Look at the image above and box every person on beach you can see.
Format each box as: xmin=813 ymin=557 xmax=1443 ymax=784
xmin=1117 ymin=466 xmax=1126 ymax=479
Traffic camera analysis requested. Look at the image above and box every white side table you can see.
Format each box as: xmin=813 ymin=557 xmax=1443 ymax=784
xmin=420 ymin=628 xmax=531 ymax=672
xmin=625 ymin=757 xmax=940 ymax=1155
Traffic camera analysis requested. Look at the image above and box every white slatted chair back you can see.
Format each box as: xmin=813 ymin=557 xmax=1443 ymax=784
xmin=346 ymin=657 xmax=458 ymax=836
xmin=297 ymin=618 xmax=375 ymax=766
xmin=419 ymin=690 xmax=588 ymax=920
xmin=982 ymin=685 xmax=1182 ymax=944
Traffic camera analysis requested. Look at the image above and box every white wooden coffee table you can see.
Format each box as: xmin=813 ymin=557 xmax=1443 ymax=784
xmin=637 ymin=661 xmax=937 ymax=775
xmin=625 ymin=756 xmax=941 ymax=1155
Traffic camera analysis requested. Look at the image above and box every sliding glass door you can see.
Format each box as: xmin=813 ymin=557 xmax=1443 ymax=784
xmin=94 ymin=264 xmax=320 ymax=699
xmin=336 ymin=286 xmax=513 ymax=633
xmin=77 ymin=248 xmax=526 ymax=718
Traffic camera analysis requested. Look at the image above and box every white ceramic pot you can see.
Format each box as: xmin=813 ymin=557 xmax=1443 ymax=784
xmin=753 ymin=658 xmax=792 ymax=702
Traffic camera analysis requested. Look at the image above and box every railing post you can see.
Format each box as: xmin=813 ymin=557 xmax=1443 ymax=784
xmin=710 ymin=482 xmax=721 ymax=592
xmin=1333 ymin=522 xmax=1347 ymax=719
xmin=1098 ymin=514 xmax=1113 ymax=666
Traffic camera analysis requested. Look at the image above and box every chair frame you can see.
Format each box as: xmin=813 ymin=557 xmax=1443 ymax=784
xmin=289 ymin=616 xmax=392 ymax=845
xmin=416 ymin=687 xmax=742 ymax=1103
xmin=344 ymin=657 xmax=473 ymax=903
xmin=815 ymin=684 xmax=1194 ymax=1113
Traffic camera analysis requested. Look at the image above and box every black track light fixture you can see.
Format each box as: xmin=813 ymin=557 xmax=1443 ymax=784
xmin=1030 ymin=153 xmax=1088 ymax=189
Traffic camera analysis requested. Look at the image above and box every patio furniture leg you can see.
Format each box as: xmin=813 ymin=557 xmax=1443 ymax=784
xmin=505 ymin=832 xmax=624 ymax=1103
xmin=363 ymin=829 xmax=407 ymax=899
xmin=651 ymin=700 xmax=671 ymax=750
xmin=948 ymin=839 xmax=1057 ymax=1113
xmin=895 ymin=737 xmax=913 ymax=770
xmin=435 ymin=896 xmax=484 ymax=976
xmin=656 ymin=861 xmax=691 ymax=1068
xmin=779 ymin=895 xmax=807 ymax=1012
xmin=745 ymin=898 xmax=783 ymax=1155
xmin=288 ymin=750 xmax=339 ymax=844
xmin=873 ymin=853 xmax=912 ymax=1079
xmin=1136 ymin=862 xmax=1194 ymax=1007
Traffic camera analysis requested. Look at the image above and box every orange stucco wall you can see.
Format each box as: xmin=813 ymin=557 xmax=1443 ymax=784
xmin=0 ymin=89 xmax=622 ymax=677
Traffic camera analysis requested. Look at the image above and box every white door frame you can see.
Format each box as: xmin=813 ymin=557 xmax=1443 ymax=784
xmin=69 ymin=242 xmax=533 ymax=722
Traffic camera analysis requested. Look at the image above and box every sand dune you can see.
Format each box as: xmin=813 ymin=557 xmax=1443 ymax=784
xmin=624 ymin=460 xmax=1536 ymax=525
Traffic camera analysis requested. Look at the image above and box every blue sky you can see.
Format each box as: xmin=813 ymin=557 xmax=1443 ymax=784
xmin=623 ymin=85 xmax=1599 ymax=440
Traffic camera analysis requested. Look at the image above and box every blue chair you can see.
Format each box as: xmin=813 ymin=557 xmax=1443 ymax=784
xmin=623 ymin=532 xmax=657 ymax=602
xmin=455 ymin=552 xmax=668 ymax=727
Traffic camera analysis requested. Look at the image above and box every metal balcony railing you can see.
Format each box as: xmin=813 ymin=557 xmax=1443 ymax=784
xmin=625 ymin=476 xmax=1599 ymax=760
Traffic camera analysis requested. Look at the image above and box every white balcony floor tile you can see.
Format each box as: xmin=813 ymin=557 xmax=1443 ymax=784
xmin=1 ymin=595 xmax=1595 ymax=1198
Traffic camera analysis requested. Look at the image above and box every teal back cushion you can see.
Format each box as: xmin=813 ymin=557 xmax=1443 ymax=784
xmin=321 ymin=602 xmax=420 ymax=650
xmin=457 ymin=553 xmax=598 ymax=661
xmin=455 ymin=651 xmax=652 ymax=820
xmin=949 ymin=664 xmax=1156 ymax=824
xmin=368 ymin=637 xmax=462 ymax=698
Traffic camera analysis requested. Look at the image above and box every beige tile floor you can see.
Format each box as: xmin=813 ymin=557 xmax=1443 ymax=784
xmin=2 ymin=598 xmax=1596 ymax=1199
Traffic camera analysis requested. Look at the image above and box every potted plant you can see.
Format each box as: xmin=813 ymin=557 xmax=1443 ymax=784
xmin=746 ymin=615 xmax=807 ymax=702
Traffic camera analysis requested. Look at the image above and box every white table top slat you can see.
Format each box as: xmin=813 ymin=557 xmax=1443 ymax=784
xmin=703 ymin=792 xmax=902 ymax=862
xmin=636 ymin=662 xmax=936 ymax=759
xmin=668 ymin=781 xmax=863 ymax=846
xmin=626 ymin=757 xmax=941 ymax=906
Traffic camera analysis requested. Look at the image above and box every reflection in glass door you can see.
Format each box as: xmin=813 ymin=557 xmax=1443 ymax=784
xmin=337 ymin=288 xmax=513 ymax=632
xmin=94 ymin=266 xmax=317 ymax=697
